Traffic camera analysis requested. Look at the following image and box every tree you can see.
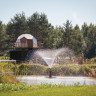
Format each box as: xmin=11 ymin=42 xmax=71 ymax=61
xmin=6 ymin=12 xmax=28 ymax=42
xmin=82 ymin=23 xmax=96 ymax=58
xmin=0 ymin=21 xmax=7 ymax=55
xmin=28 ymin=12 xmax=40 ymax=38
xmin=71 ymin=25 xmax=83 ymax=56
xmin=50 ymin=26 xmax=63 ymax=49
xmin=62 ymin=20 xmax=73 ymax=48
xmin=28 ymin=12 xmax=52 ymax=48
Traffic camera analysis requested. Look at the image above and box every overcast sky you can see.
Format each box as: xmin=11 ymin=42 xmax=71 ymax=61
xmin=0 ymin=0 xmax=96 ymax=27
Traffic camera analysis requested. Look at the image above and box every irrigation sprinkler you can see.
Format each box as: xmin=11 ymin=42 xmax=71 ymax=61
xmin=48 ymin=68 xmax=52 ymax=78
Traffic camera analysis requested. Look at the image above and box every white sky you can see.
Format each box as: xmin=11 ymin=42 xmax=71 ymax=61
xmin=0 ymin=0 xmax=96 ymax=28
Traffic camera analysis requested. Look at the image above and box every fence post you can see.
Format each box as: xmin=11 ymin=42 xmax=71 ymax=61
xmin=15 ymin=61 xmax=16 ymax=82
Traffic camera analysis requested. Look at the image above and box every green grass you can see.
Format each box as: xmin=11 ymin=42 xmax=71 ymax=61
xmin=0 ymin=86 xmax=96 ymax=96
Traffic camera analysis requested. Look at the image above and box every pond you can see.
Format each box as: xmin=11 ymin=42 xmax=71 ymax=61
xmin=17 ymin=76 xmax=96 ymax=85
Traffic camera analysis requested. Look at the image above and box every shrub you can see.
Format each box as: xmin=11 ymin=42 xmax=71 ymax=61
xmin=18 ymin=64 xmax=48 ymax=75
xmin=91 ymin=57 xmax=96 ymax=62
xmin=51 ymin=65 xmax=82 ymax=76
xmin=17 ymin=63 xmax=96 ymax=77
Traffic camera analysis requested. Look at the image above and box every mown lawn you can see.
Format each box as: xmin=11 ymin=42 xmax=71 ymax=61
xmin=0 ymin=86 xmax=96 ymax=96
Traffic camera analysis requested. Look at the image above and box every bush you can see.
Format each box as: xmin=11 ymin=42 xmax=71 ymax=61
xmin=51 ymin=65 xmax=82 ymax=76
xmin=18 ymin=64 xmax=48 ymax=75
xmin=17 ymin=63 xmax=96 ymax=77
xmin=91 ymin=57 xmax=96 ymax=62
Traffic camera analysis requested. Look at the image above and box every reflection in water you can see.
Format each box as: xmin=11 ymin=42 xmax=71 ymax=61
xmin=17 ymin=76 xmax=96 ymax=85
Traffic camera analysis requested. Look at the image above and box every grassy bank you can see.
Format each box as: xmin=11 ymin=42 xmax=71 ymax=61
xmin=0 ymin=83 xmax=96 ymax=96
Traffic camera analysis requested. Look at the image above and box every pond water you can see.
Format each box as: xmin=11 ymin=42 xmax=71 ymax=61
xmin=17 ymin=76 xmax=96 ymax=85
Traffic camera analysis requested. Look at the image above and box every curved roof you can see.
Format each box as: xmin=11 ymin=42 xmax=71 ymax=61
xmin=17 ymin=34 xmax=34 ymax=39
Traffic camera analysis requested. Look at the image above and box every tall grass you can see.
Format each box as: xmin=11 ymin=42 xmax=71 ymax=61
xmin=0 ymin=62 xmax=18 ymax=83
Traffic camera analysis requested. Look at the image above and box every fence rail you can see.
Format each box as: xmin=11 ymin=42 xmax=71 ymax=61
xmin=0 ymin=60 xmax=16 ymax=62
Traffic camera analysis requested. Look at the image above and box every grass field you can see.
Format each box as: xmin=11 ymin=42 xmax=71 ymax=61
xmin=0 ymin=86 xmax=96 ymax=96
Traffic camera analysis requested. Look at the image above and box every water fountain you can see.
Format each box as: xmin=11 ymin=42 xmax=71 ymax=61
xmin=17 ymin=48 xmax=96 ymax=85
xmin=29 ymin=48 xmax=74 ymax=78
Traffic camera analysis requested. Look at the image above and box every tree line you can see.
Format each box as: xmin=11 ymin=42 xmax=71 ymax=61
xmin=0 ymin=12 xmax=96 ymax=58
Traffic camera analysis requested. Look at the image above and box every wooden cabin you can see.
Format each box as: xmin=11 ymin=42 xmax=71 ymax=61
xmin=15 ymin=34 xmax=37 ymax=48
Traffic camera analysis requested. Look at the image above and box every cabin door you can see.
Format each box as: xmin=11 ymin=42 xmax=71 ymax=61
xmin=27 ymin=40 xmax=33 ymax=48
